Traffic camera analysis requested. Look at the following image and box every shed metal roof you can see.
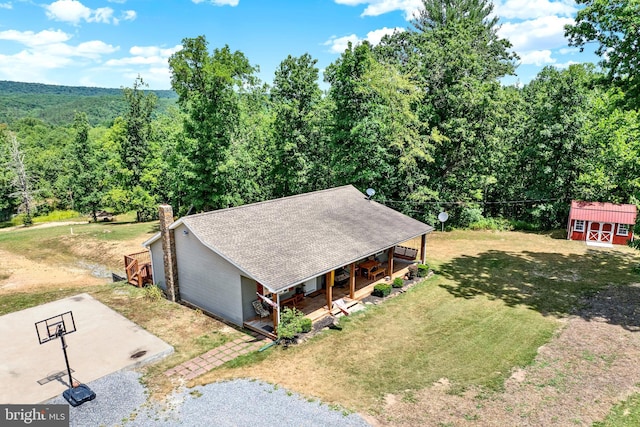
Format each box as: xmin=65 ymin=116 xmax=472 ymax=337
xmin=569 ymin=200 xmax=637 ymax=224
xmin=170 ymin=185 xmax=434 ymax=293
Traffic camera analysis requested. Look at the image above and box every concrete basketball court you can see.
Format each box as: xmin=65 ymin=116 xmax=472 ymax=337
xmin=0 ymin=293 xmax=173 ymax=404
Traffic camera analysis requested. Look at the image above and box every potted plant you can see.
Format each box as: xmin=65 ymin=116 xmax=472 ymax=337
xmin=408 ymin=264 xmax=417 ymax=279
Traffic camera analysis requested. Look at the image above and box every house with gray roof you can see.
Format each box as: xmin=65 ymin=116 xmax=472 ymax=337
xmin=144 ymin=185 xmax=433 ymax=337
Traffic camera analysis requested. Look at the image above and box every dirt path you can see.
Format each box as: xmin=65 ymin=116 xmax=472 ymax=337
xmin=0 ymin=220 xmax=88 ymax=232
xmin=0 ymin=248 xmax=108 ymax=293
xmin=378 ymin=285 xmax=640 ymax=426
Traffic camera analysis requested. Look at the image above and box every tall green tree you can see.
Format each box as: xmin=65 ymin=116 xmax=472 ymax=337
xmin=518 ymin=65 xmax=596 ymax=227
xmin=378 ymin=0 xmax=517 ymax=225
xmin=168 ymin=35 xmax=258 ymax=211
xmin=270 ymin=53 xmax=323 ymax=197
xmin=412 ymin=0 xmax=498 ymax=32
xmin=576 ymin=89 xmax=640 ymax=204
xmin=120 ymin=76 xmax=157 ymax=221
xmin=326 ymin=41 xmax=430 ymax=202
xmin=565 ymin=0 xmax=640 ymax=104
xmin=64 ymin=112 xmax=107 ymax=222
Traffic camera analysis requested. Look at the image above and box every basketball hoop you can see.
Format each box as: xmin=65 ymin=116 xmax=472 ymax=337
xmin=35 ymin=311 xmax=96 ymax=407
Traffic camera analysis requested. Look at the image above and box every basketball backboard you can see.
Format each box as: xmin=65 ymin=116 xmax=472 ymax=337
xmin=35 ymin=311 xmax=76 ymax=345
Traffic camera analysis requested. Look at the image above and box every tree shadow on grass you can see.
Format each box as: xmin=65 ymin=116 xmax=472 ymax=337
xmin=438 ymin=249 xmax=640 ymax=330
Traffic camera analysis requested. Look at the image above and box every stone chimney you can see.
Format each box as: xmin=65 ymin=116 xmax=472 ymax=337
xmin=159 ymin=204 xmax=180 ymax=302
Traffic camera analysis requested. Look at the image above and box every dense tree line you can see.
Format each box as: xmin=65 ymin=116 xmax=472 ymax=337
xmin=0 ymin=81 xmax=177 ymax=126
xmin=1 ymin=0 xmax=638 ymax=230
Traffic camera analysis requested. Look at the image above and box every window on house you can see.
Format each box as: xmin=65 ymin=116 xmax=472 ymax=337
xmin=618 ymin=224 xmax=629 ymax=236
xmin=574 ymin=220 xmax=585 ymax=232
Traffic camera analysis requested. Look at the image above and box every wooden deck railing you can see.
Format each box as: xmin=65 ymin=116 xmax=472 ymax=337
xmin=124 ymin=251 xmax=153 ymax=287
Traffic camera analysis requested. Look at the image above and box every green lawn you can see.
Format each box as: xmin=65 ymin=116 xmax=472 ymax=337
xmin=200 ymin=230 xmax=640 ymax=419
xmin=3 ymin=225 xmax=640 ymax=421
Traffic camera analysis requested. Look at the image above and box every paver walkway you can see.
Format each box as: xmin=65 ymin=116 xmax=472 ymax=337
xmin=164 ymin=332 xmax=271 ymax=381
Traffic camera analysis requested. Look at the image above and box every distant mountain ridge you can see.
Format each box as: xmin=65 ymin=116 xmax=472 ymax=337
xmin=0 ymin=80 xmax=177 ymax=126
xmin=0 ymin=80 xmax=177 ymax=98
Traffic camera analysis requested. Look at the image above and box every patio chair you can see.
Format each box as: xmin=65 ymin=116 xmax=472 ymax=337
xmin=252 ymin=300 xmax=270 ymax=318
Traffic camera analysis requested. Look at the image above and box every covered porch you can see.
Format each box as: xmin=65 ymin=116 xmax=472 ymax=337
xmin=243 ymin=237 xmax=425 ymax=338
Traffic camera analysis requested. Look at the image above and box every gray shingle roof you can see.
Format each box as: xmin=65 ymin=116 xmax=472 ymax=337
xmin=176 ymin=185 xmax=434 ymax=293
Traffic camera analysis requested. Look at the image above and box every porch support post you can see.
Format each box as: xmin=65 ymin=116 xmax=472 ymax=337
xmin=325 ymin=270 xmax=334 ymax=311
xmin=272 ymin=293 xmax=279 ymax=330
xmin=387 ymin=247 xmax=395 ymax=278
xmin=349 ymin=262 xmax=356 ymax=299
xmin=420 ymin=234 xmax=427 ymax=264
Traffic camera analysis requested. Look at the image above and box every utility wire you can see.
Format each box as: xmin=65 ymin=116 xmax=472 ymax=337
xmin=377 ymin=198 xmax=560 ymax=206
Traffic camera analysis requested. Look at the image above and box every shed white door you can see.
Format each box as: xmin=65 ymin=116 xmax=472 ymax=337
xmin=587 ymin=222 xmax=613 ymax=243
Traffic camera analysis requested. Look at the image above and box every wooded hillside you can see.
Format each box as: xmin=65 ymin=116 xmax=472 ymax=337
xmin=0 ymin=80 xmax=177 ymax=126
xmin=1 ymin=0 xmax=638 ymax=231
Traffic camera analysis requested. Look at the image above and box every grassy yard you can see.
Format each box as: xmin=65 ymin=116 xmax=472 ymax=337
xmin=194 ymin=230 xmax=640 ymax=420
xmin=3 ymin=223 xmax=640 ymax=424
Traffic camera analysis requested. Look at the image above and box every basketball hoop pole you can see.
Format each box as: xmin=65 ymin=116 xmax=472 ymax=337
xmin=35 ymin=311 xmax=96 ymax=406
xmin=57 ymin=325 xmax=74 ymax=390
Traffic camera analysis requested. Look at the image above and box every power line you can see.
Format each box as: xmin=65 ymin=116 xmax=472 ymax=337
xmin=377 ymin=198 xmax=560 ymax=206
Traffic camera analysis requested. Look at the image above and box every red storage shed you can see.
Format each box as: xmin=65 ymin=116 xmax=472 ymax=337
xmin=567 ymin=200 xmax=637 ymax=246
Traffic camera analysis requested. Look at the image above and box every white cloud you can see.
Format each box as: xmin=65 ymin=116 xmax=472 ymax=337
xmin=366 ymin=26 xmax=403 ymax=45
xmin=45 ymin=0 xmax=91 ymax=24
xmin=0 ymin=2 xmax=12 ymax=9
xmin=334 ymin=0 xmax=422 ymax=20
xmin=0 ymin=28 xmax=119 ymax=84
xmin=324 ymin=34 xmax=360 ymax=54
xmin=192 ymin=0 xmax=239 ymax=6
xmin=128 ymin=45 xmax=180 ymax=57
xmin=494 ymin=0 xmax=576 ymax=20
xmin=0 ymin=29 xmax=71 ymax=46
xmin=554 ymin=60 xmax=580 ymax=69
xmin=518 ymin=50 xmax=555 ymax=66
xmin=103 ymin=44 xmax=180 ymax=88
xmin=324 ymin=27 xmax=404 ymax=54
xmin=498 ymin=15 xmax=574 ymax=53
xmin=44 ymin=0 xmax=134 ymax=25
xmin=91 ymin=7 xmax=114 ymax=24
xmin=75 ymin=40 xmax=119 ymax=57
xmin=558 ymin=47 xmax=579 ymax=55
xmin=122 ymin=10 xmax=136 ymax=21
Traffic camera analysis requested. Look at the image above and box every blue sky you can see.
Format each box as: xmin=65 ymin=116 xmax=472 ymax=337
xmin=0 ymin=0 xmax=598 ymax=90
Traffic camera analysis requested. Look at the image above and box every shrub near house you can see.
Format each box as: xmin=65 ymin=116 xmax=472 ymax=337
xmin=372 ymin=283 xmax=392 ymax=297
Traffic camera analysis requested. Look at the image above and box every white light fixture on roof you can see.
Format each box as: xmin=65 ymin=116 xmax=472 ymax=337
xmin=366 ymin=188 xmax=375 ymax=200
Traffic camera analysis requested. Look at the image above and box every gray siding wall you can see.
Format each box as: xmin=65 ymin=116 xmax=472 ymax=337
xmin=174 ymin=223 xmax=244 ymax=326
xmin=240 ymin=276 xmax=258 ymax=321
xmin=149 ymin=239 xmax=166 ymax=290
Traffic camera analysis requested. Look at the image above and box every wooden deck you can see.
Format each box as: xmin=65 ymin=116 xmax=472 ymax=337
xmin=124 ymin=251 xmax=153 ymax=287
xmin=304 ymin=258 xmax=414 ymax=322
xmin=243 ymin=258 xmax=415 ymax=335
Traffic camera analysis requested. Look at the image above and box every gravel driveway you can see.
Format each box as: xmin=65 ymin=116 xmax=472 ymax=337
xmin=48 ymin=370 xmax=370 ymax=426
